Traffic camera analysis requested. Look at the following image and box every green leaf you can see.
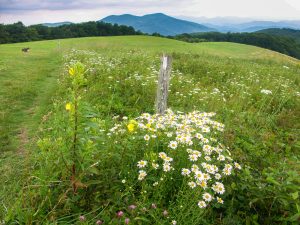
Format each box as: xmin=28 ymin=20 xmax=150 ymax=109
xmin=289 ymin=213 xmax=300 ymax=222
xmin=85 ymin=180 xmax=103 ymax=185
xmin=291 ymin=191 xmax=299 ymax=200
xmin=134 ymin=217 xmax=150 ymax=222
xmin=88 ymin=166 xmax=100 ymax=175
xmin=266 ymin=177 xmax=280 ymax=186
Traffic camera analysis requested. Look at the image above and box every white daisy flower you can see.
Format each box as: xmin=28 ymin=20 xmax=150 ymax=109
xmin=198 ymin=200 xmax=207 ymax=208
xmin=168 ymin=141 xmax=178 ymax=149
xmin=181 ymin=168 xmax=191 ymax=176
xmin=137 ymin=160 xmax=147 ymax=168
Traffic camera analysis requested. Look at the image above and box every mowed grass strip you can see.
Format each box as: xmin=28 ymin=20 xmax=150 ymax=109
xmin=0 ymin=40 xmax=63 ymax=217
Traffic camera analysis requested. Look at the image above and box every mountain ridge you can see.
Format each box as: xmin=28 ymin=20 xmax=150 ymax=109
xmin=100 ymin=13 xmax=215 ymax=36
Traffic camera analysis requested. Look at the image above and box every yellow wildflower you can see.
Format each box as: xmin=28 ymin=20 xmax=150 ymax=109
xmin=65 ymin=103 xmax=72 ymax=111
xmin=127 ymin=123 xmax=135 ymax=132
xmin=69 ymin=68 xmax=75 ymax=76
xmin=129 ymin=119 xmax=137 ymax=124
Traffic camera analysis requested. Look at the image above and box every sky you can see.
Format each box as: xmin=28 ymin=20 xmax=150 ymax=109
xmin=0 ymin=0 xmax=300 ymax=25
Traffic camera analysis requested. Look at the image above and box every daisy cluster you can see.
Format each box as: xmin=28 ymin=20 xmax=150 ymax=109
xmin=110 ymin=109 xmax=241 ymax=208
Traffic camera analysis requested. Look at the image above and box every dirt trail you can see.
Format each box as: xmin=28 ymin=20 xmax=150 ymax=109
xmin=17 ymin=128 xmax=29 ymax=156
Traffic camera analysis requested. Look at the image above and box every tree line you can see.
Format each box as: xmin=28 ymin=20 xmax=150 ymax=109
xmin=0 ymin=21 xmax=142 ymax=44
xmin=174 ymin=32 xmax=300 ymax=59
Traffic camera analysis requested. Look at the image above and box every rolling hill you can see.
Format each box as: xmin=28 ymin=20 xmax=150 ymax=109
xmin=175 ymin=31 xmax=300 ymax=59
xmin=100 ymin=13 xmax=215 ymax=36
xmin=256 ymin=28 xmax=300 ymax=44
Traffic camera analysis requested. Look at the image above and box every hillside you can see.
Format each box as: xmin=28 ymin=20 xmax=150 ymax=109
xmin=0 ymin=36 xmax=299 ymax=224
xmin=256 ymin=28 xmax=300 ymax=44
xmin=100 ymin=13 xmax=215 ymax=35
xmin=175 ymin=32 xmax=300 ymax=59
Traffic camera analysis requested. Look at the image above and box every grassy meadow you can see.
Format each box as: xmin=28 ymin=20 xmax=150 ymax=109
xmin=0 ymin=36 xmax=299 ymax=224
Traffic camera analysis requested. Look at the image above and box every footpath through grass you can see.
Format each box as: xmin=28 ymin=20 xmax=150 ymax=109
xmin=0 ymin=40 xmax=63 ymax=218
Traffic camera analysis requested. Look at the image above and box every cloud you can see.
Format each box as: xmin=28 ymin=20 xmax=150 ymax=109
xmin=0 ymin=0 xmax=178 ymax=11
xmin=1 ymin=0 xmax=300 ymax=25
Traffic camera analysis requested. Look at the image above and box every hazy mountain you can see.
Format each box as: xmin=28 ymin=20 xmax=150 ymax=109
xmin=100 ymin=13 xmax=215 ymax=36
xmin=177 ymin=16 xmax=300 ymax=32
xmin=177 ymin=16 xmax=253 ymax=26
xmin=42 ymin=22 xmax=73 ymax=27
xmin=234 ymin=21 xmax=300 ymax=32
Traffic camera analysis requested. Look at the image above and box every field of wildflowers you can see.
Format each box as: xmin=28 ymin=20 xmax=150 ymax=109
xmin=1 ymin=37 xmax=299 ymax=224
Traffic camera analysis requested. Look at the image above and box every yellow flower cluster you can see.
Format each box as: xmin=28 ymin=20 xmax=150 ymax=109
xmin=127 ymin=120 xmax=137 ymax=132
xmin=65 ymin=102 xmax=72 ymax=111
xmin=69 ymin=67 xmax=75 ymax=76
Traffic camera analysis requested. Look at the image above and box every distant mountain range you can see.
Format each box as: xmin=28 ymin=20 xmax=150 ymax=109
xmin=178 ymin=16 xmax=300 ymax=32
xmin=42 ymin=22 xmax=72 ymax=27
xmin=100 ymin=13 xmax=215 ymax=36
xmin=41 ymin=13 xmax=300 ymax=36
xmin=215 ymin=21 xmax=300 ymax=32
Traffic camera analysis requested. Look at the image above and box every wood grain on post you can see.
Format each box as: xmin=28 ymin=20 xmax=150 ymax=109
xmin=156 ymin=54 xmax=172 ymax=115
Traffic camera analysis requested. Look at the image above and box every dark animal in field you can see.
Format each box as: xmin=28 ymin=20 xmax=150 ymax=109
xmin=22 ymin=48 xmax=30 ymax=53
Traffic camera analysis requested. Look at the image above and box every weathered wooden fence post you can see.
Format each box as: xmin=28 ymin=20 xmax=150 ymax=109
xmin=156 ymin=54 xmax=172 ymax=115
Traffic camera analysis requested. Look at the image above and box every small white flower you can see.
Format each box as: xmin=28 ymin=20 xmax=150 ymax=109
xmin=203 ymin=192 xmax=212 ymax=202
xmin=169 ymin=141 xmax=178 ymax=149
xmin=217 ymin=197 xmax=224 ymax=204
xmin=144 ymin=134 xmax=150 ymax=141
xmin=204 ymin=156 xmax=211 ymax=161
xmin=198 ymin=200 xmax=207 ymax=208
xmin=223 ymin=168 xmax=232 ymax=176
xmin=137 ymin=160 xmax=147 ymax=168
xmin=163 ymin=163 xmax=172 ymax=172
xmin=152 ymin=163 xmax=159 ymax=169
xmin=191 ymin=164 xmax=199 ymax=173
xmin=194 ymin=171 xmax=204 ymax=181
xmin=203 ymin=145 xmax=212 ymax=155
xmin=202 ymin=173 xmax=211 ymax=181
xmin=224 ymin=164 xmax=233 ymax=170
xmin=159 ymin=152 xmax=167 ymax=160
xmin=165 ymin=156 xmax=173 ymax=162
xmin=234 ymin=162 xmax=241 ymax=170
xmin=212 ymin=182 xmax=225 ymax=194
xmin=215 ymin=173 xmax=222 ymax=180
xmin=261 ymin=89 xmax=272 ymax=95
xmin=193 ymin=150 xmax=201 ymax=157
xmin=181 ymin=168 xmax=191 ymax=176
xmin=138 ymin=170 xmax=147 ymax=181
xmin=217 ymin=155 xmax=225 ymax=161
xmin=171 ymin=220 xmax=177 ymax=225
xmin=186 ymin=148 xmax=193 ymax=154
xmin=202 ymin=126 xmax=210 ymax=133
xmin=167 ymin=132 xmax=173 ymax=137
xmin=195 ymin=133 xmax=203 ymax=139
xmin=188 ymin=181 xmax=196 ymax=189
xmin=189 ymin=154 xmax=198 ymax=162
